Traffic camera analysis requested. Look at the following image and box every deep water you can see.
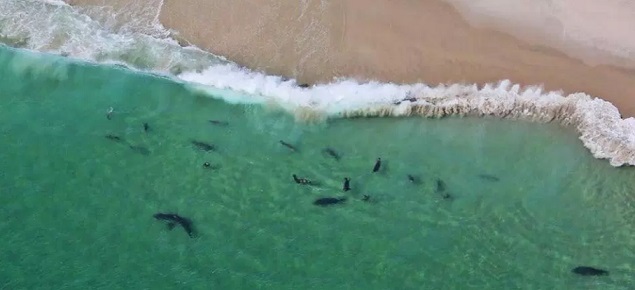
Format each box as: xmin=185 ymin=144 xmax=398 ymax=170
xmin=1 ymin=46 xmax=635 ymax=290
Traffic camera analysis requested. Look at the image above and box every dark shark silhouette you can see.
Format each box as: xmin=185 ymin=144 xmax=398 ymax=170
xmin=372 ymin=158 xmax=382 ymax=173
xmin=571 ymin=266 xmax=609 ymax=276
xmin=153 ymin=213 xmax=196 ymax=238
xmin=322 ymin=147 xmax=341 ymax=161
xmin=279 ymin=140 xmax=297 ymax=152
xmin=208 ymin=120 xmax=229 ymax=126
xmin=191 ymin=140 xmax=216 ymax=152
xmin=343 ymin=177 xmax=351 ymax=192
xmin=313 ymin=197 xmax=347 ymax=206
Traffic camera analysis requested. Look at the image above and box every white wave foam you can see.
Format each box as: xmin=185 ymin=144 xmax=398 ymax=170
xmin=39 ymin=0 xmax=69 ymax=6
xmin=0 ymin=0 xmax=633 ymax=167
xmin=0 ymin=0 xmax=224 ymax=72
xmin=179 ymin=64 xmax=635 ymax=167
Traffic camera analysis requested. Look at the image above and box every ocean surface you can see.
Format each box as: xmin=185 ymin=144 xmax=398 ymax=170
xmin=2 ymin=44 xmax=635 ymax=290
xmin=1 ymin=1 xmax=635 ymax=289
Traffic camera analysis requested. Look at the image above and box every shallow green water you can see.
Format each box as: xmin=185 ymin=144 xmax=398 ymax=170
xmin=1 ymin=46 xmax=635 ymax=290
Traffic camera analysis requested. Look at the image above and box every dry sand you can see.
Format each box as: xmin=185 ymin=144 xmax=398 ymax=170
xmin=67 ymin=0 xmax=635 ymax=117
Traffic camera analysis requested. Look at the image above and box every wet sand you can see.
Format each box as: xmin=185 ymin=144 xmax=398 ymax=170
xmin=67 ymin=0 xmax=635 ymax=117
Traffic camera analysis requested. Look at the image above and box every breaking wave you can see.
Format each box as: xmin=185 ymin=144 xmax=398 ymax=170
xmin=0 ymin=0 xmax=633 ymax=166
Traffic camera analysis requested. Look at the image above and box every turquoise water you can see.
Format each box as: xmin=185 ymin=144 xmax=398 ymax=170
xmin=1 ymin=46 xmax=635 ymax=289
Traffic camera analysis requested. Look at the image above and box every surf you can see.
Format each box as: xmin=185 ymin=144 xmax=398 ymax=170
xmin=0 ymin=0 xmax=633 ymax=167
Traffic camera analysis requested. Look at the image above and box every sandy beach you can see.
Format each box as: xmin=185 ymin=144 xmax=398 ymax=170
xmin=67 ymin=0 xmax=635 ymax=117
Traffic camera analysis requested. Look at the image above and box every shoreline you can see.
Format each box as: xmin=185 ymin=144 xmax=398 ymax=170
xmin=157 ymin=0 xmax=635 ymax=118
xmin=56 ymin=0 xmax=635 ymax=166
xmin=65 ymin=0 xmax=635 ymax=117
